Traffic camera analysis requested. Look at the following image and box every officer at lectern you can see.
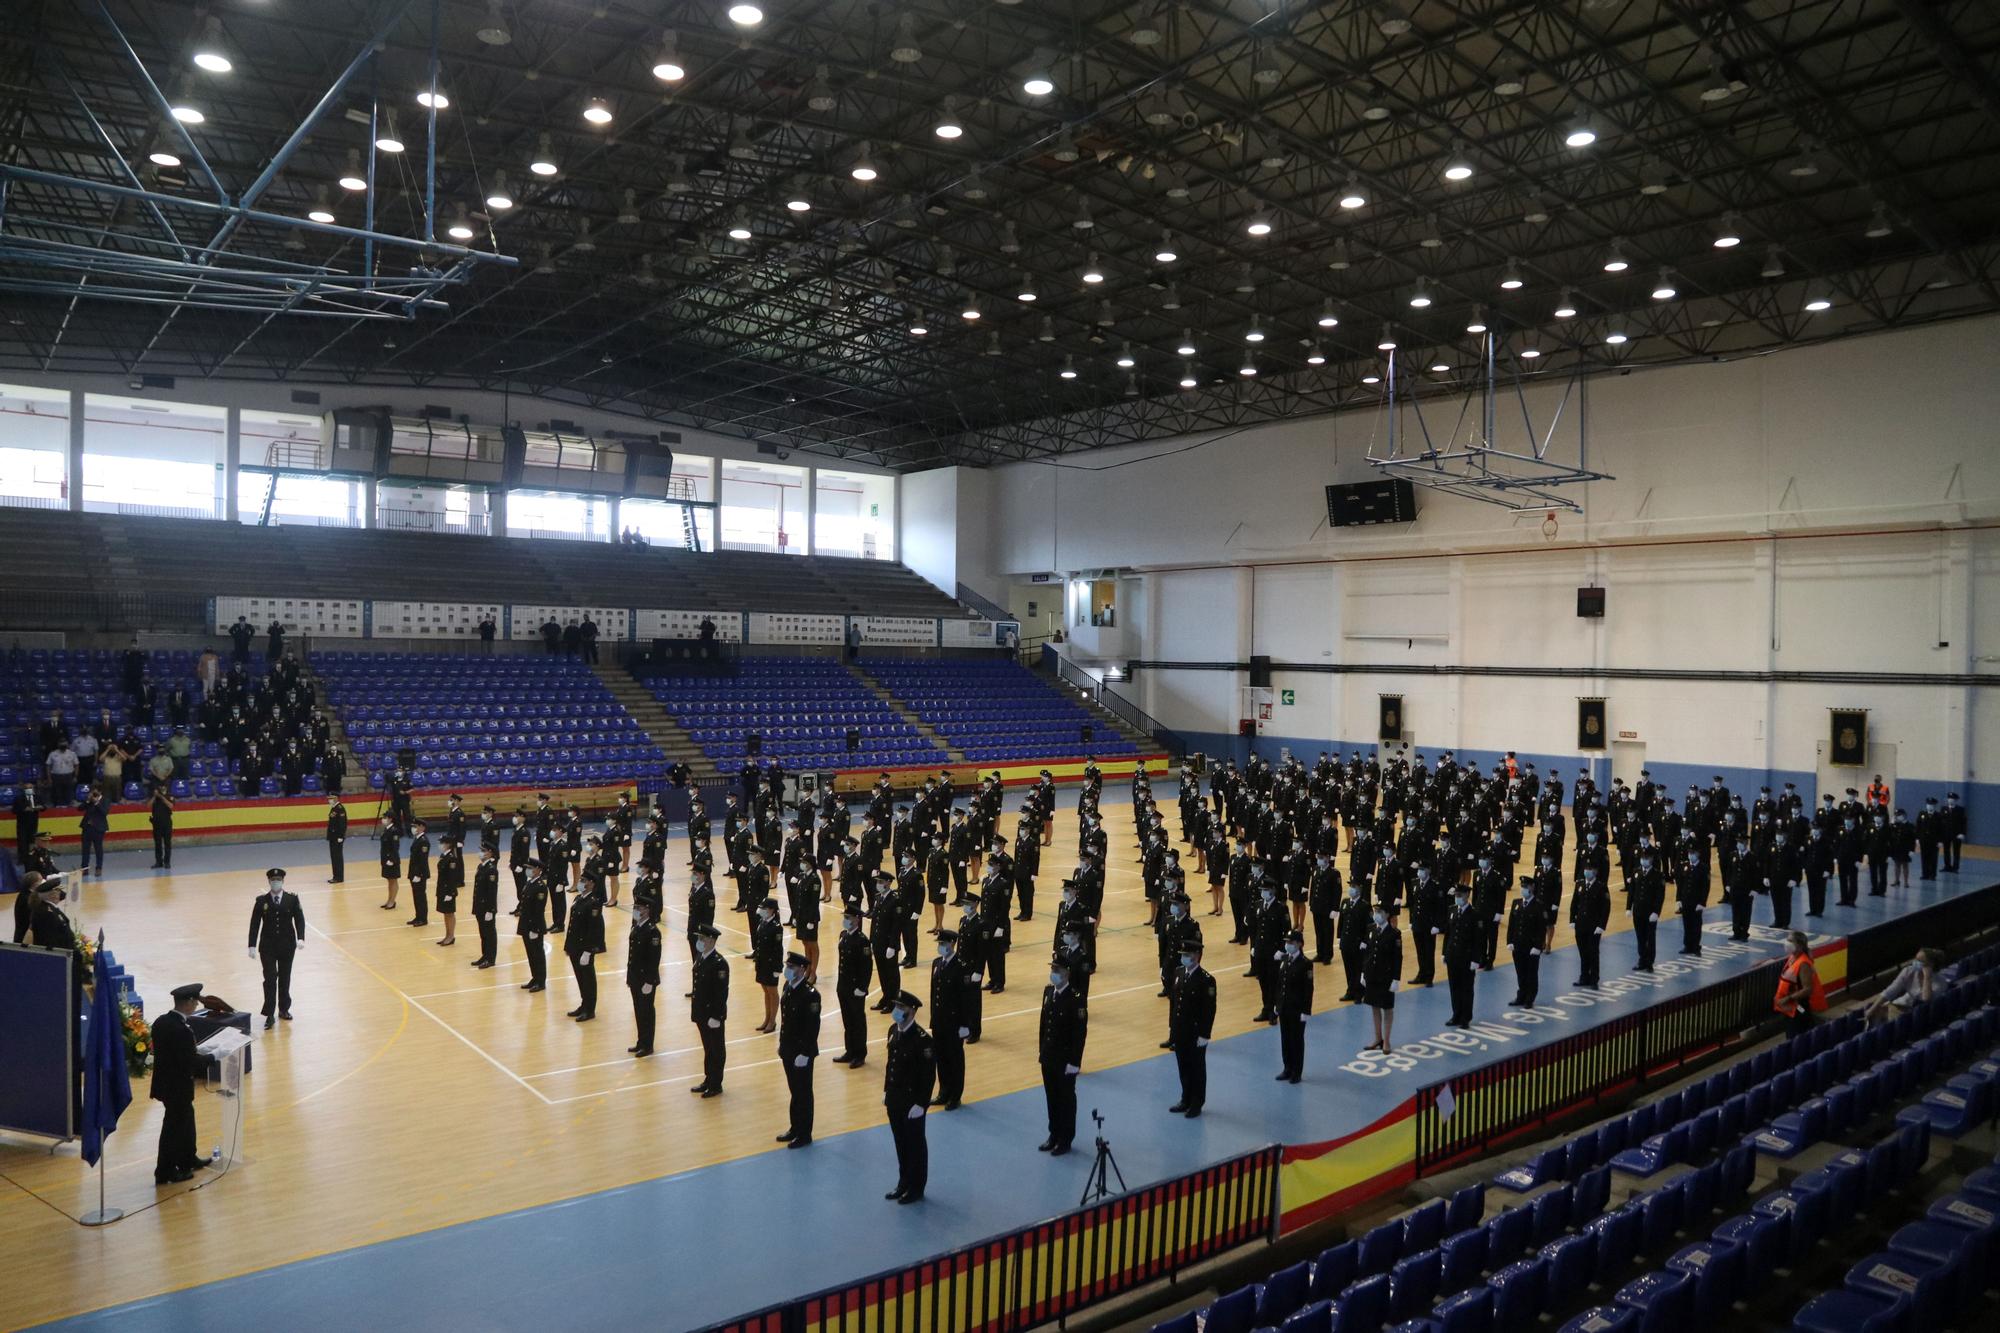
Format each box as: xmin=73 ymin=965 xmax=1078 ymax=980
xmin=151 ymin=982 xmax=208 ymax=1185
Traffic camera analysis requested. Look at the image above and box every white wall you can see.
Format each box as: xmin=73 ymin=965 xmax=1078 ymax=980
xmin=900 ymin=466 xmax=957 ymax=595
xmin=984 ymin=317 xmax=2000 ymax=820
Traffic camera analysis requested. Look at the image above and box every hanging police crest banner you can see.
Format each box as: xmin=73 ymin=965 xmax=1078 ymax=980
xmin=1577 ymin=698 xmax=1607 ymax=751
xmin=1378 ymin=695 xmax=1402 ymax=743
xmin=1829 ymin=709 xmax=1867 ymax=767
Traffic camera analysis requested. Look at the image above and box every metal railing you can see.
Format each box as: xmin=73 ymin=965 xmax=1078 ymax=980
xmin=1847 ymin=883 xmax=2000 ymax=985
xmin=378 ymin=505 xmax=491 ymax=536
xmin=954 ymin=582 xmax=1012 ymax=624
xmin=0 ymin=590 xmax=211 ymax=632
xmin=703 ymin=1145 xmax=1281 ymax=1333
xmin=1411 ymin=955 xmax=1782 ymax=1176
xmin=1044 ymin=645 xmax=1190 ymax=760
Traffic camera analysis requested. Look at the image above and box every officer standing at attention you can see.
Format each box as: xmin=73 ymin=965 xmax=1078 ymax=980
xmin=1505 ymin=877 xmax=1554 ymax=1008
xmin=434 ymin=834 xmax=463 ymax=948
xmin=830 ymin=905 xmax=874 ymax=1068
xmin=515 ymin=860 xmax=549 ymax=992
xmin=1442 ymin=882 xmax=1481 ymax=1028
xmin=151 ymin=982 xmax=208 ymax=1185
xmin=245 ymin=868 xmax=305 ymax=1029
xmin=882 ymin=991 xmax=935 ymax=1204
xmin=1675 ymin=847 xmax=1708 ymax=956
xmin=1168 ymin=939 xmax=1217 ymax=1113
xmin=1037 ymin=957 xmax=1088 ymax=1156
xmin=1335 ymin=878 xmax=1371 ymax=1003
xmin=928 ymin=928 xmax=970 ymax=1110
xmin=869 ymin=871 xmax=903 ymax=1011
xmin=775 ymin=952 xmax=821 ymax=1147
xmin=1628 ymin=851 xmax=1665 ymax=972
xmin=325 ymin=793 xmax=348 ymax=884
xmin=1571 ymin=863 xmax=1610 ymax=987
xmin=1275 ymin=929 xmax=1314 ymax=1085
xmin=564 ymin=878 xmax=606 ymax=1022
xmin=689 ymin=924 xmax=728 ymax=1097
xmin=626 ymin=896 xmax=662 ymax=1056
xmin=469 ymin=843 xmax=502 ymax=969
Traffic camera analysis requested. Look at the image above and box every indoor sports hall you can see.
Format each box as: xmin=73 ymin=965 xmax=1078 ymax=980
xmin=3 ymin=4 xmax=1999 ymax=1333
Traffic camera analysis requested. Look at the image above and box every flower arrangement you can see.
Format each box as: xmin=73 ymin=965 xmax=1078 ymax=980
xmin=121 ymin=1000 xmax=153 ymax=1076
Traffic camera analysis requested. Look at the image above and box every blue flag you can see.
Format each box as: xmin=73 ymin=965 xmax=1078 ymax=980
xmin=81 ymin=932 xmax=132 ymax=1167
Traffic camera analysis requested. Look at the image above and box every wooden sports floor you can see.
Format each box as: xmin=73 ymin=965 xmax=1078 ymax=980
xmin=3 ymin=796 xmax=1681 ymax=1330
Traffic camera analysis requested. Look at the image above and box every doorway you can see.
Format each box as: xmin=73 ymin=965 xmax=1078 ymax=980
xmin=1611 ymin=740 xmax=1646 ymax=792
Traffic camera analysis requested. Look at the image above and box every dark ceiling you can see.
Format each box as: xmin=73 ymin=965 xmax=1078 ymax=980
xmin=1 ymin=0 xmax=1997 ymax=470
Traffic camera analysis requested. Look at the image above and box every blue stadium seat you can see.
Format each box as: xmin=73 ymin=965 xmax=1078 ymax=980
xmin=1331 ymin=1275 xmax=1389 ymax=1333
xmin=1612 ymin=1122 xmax=1689 ymax=1177
xmin=1555 ymin=1305 xmax=1637 ymax=1332
xmin=1613 ymin=1269 xmax=1693 ymax=1333
xmin=1584 ymin=1204 xmax=1641 ymax=1272
xmin=1846 ymin=1250 xmax=1949 ymax=1325
xmin=1665 ymin=1238 xmax=1742 ymax=1322
xmin=1257 ymin=1262 xmax=1313 ymax=1327
xmin=1925 ymin=1193 xmax=1999 ymax=1267
xmin=1638 ymin=1181 xmax=1683 ymax=1257
xmin=1280 ymin=1300 xmax=1333 ymax=1333
xmin=1483 ymin=1208 xmax=1531 ymax=1268
xmin=1495 ymin=1149 xmax=1563 ymax=1194
xmin=1539 ymin=1234 xmax=1595 ymax=1307
xmin=1486 ymin=1256 xmax=1545 ymax=1333
xmin=1792 ymin=1288 xmax=1906 ymax=1333
xmin=1149 ymin=1312 xmax=1198 ymax=1333
xmin=1530 ymin=1185 xmax=1572 ymax=1247
xmin=1572 ymin=1166 xmax=1611 ymax=1224
xmin=1429 ymin=1286 xmax=1492 ymax=1333
xmin=1198 ymin=1284 xmax=1259 ymax=1333
xmin=1439 ymin=1228 xmax=1488 ymax=1293
xmin=1887 ymin=1219 xmax=1979 ymax=1307
xmin=1404 ymin=1200 xmax=1448 ymax=1254
xmin=1360 ymin=1220 xmax=1406 ymax=1277
xmin=1389 ymin=1250 xmax=1441 ymax=1323
xmin=1446 ymin=1185 xmax=1486 ymax=1237
xmin=1309 ymin=1242 xmax=1359 ymax=1303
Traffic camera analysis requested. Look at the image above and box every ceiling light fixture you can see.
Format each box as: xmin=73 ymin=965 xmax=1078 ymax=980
xmin=1317 ymin=299 xmax=1339 ymax=329
xmin=307 ymin=186 xmax=335 ymax=224
xmin=1306 ymin=344 xmax=1327 ymax=366
xmin=583 ymin=97 xmax=613 ymax=125
xmin=1519 ymin=340 xmax=1543 ymax=360
xmin=1175 ymin=329 xmax=1196 ymax=356
xmin=1431 ymin=361 xmax=1451 ymax=374
xmin=1022 ymin=61 xmax=1054 ymax=97
xmin=1605 ymin=324 xmax=1629 ymax=345
xmin=1713 ymin=213 xmax=1743 ymax=248
xmin=727 ymin=208 xmax=753 ymax=241
xmin=416 ymin=89 xmax=449 ymax=110
xmin=1239 ymin=351 xmax=1258 ymax=377
xmin=147 ymin=135 xmax=181 ymax=168
xmin=1466 ymin=307 xmax=1488 ymax=335
xmin=1244 ymin=312 xmax=1266 ymax=343
xmin=1362 ymin=372 xmax=1382 ymax=385
xmin=1864 ymin=202 xmax=1893 ymax=239
xmin=1553 ymin=289 xmax=1578 ymax=319
xmin=169 ymin=102 xmax=204 ymax=124
xmin=1154 ymin=229 xmax=1179 ymax=263
xmin=1059 ymin=355 xmax=1078 ymax=380
xmin=529 ymin=133 xmax=558 ymax=176
xmin=1602 ymin=240 xmax=1629 ymax=273
xmin=338 ymin=149 xmax=367 ymax=191
xmin=1564 ymin=114 xmax=1598 ymax=148
xmin=447 ymin=207 xmax=476 ymax=241
xmin=785 ymin=180 xmax=811 ymax=212
xmin=1016 ymin=272 xmax=1037 ymax=302
xmin=934 ymin=98 xmax=963 ymax=139
xmin=806 ymin=65 xmax=837 ymax=113
xmin=1338 ymin=175 xmax=1367 ymax=209
xmin=727 ymin=4 xmax=765 ymax=27
xmin=375 ymin=112 xmax=405 ymax=154
xmin=909 ymin=312 xmax=929 ymax=336
xmin=1499 ymin=260 xmax=1524 ymax=290
xmin=1760 ymin=245 xmax=1785 ymax=279
xmin=890 ymin=14 xmax=924 ymax=63
xmin=1179 ymin=361 xmax=1198 ymax=389
xmin=1116 ymin=342 xmax=1137 ymax=369
xmin=476 ymin=1 xmax=512 ymax=45
xmin=485 ymin=171 xmax=514 ymax=210
xmin=960 ymin=290 xmax=982 ymax=320
xmin=1161 ymin=282 xmax=1182 ymax=311
xmin=1802 ymin=285 xmax=1833 ymax=313
xmin=849 ymin=142 xmax=878 ymax=182
xmin=1442 ymin=141 xmax=1474 ymax=182
xmin=1409 ymin=282 xmax=1432 ymax=309
xmin=1377 ymin=326 xmax=1397 ymax=352
xmin=652 ymin=30 xmax=686 ymax=81
xmin=191 ymin=17 xmax=233 ymax=73
xmin=1245 ymin=209 xmax=1273 ymax=237
xmin=1036 ymin=317 xmax=1055 ymax=343
xmin=1081 ymin=252 xmax=1105 ymax=285
xmin=1651 ymin=269 xmax=1677 ymax=300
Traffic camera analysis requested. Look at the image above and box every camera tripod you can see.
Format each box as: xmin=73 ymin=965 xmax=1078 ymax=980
xmin=1079 ymin=1109 xmax=1127 ymax=1206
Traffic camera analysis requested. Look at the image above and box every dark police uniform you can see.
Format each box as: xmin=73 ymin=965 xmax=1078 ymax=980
xmin=690 ymin=928 xmax=730 ymax=1094
xmin=833 ymin=918 xmax=874 ymax=1065
xmin=1443 ymin=896 xmax=1481 ymax=1026
xmin=1276 ymin=941 xmax=1314 ymax=1082
xmin=1505 ymin=887 xmax=1552 ymax=1007
xmin=515 ymin=872 xmax=548 ymax=990
xmin=326 ymin=799 xmax=348 ymax=882
xmin=471 ymin=855 xmax=501 ymax=966
xmin=776 ymin=962 xmax=821 ymax=1145
xmin=1037 ymin=974 xmax=1088 ymax=1153
xmin=246 ymin=880 xmax=305 ymax=1024
xmin=150 ymin=995 xmax=202 ymax=1183
xmin=564 ymin=887 xmax=606 ymax=1020
xmin=882 ymin=999 xmax=936 ymax=1202
xmin=1169 ymin=955 xmax=1217 ymax=1112
xmin=1571 ymin=874 xmax=1610 ymax=986
xmin=928 ymin=934 xmax=970 ymax=1108
xmin=627 ymin=914 xmax=662 ymax=1055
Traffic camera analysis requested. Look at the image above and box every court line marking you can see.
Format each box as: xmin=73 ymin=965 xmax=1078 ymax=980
xmin=307 ymin=923 xmax=553 ymax=1105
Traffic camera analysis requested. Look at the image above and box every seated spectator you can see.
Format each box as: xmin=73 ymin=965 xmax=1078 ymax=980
xmin=1864 ymin=948 xmax=1939 ymax=1022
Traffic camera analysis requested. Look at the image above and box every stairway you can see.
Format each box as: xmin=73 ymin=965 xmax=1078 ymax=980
xmin=592 ymin=663 xmax=714 ymax=778
xmin=843 ymin=660 xmax=964 ymax=762
xmin=1028 ymin=655 xmax=1158 ymax=750
xmin=301 ymin=660 xmax=370 ymax=794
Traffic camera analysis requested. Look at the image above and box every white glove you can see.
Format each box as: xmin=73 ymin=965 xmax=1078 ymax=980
xmin=641 ymin=984 xmax=654 ymax=995
xmin=1649 ymin=914 xmax=1659 ymax=923
xmin=1595 ymin=927 xmax=1604 ymax=936
xmin=958 ymin=1026 xmax=970 ymax=1038
xmin=246 ymin=947 xmax=257 ymax=958
xmin=907 ymin=1105 xmax=924 ymax=1120
xmin=1196 ymin=1037 xmax=1209 ymax=1048
xmin=853 ymin=989 xmax=865 ymax=998
xmin=970 ymin=974 xmax=983 ymax=984
xmin=1064 ymin=1063 xmax=1080 ymax=1075
xmin=1390 ymin=980 xmax=1401 ymax=993
xmin=885 ymin=949 xmax=898 ymax=961
xmin=706 ymin=1018 xmax=720 ymax=1029
xmin=793 ymin=1055 xmax=808 ymax=1068
xmin=1529 ymin=948 xmax=1540 ymax=957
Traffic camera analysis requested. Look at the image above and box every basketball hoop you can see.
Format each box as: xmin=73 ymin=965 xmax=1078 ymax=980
xmin=1542 ymin=510 xmax=1559 ymax=541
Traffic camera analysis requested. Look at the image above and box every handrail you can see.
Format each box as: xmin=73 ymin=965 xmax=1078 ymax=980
xmin=954 ymin=581 xmax=1012 ymax=624
xmin=1044 ymin=643 xmax=1190 ymax=760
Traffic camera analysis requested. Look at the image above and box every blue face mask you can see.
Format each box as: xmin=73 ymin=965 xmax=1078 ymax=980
xmin=1048 ymin=971 xmax=1063 ymax=988
xmin=892 ymin=1008 xmax=910 ymax=1025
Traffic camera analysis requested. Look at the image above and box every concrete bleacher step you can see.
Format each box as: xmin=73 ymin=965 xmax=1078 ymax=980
xmin=1027 ymin=655 xmax=1155 ymax=749
xmin=302 ymin=662 xmax=370 ymax=793
xmin=591 ymin=663 xmax=713 ymax=777
xmin=843 ymin=660 xmax=965 ymax=762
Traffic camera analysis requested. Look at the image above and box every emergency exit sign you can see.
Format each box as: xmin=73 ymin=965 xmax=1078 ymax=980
xmin=1280 ymin=689 xmax=1295 ymax=706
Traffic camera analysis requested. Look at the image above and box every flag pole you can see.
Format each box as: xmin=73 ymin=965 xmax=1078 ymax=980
xmin=80 ymin=929 xmax=124 ymax=1225
xmin=82 ymin=1153 xmax=121 ymax=1226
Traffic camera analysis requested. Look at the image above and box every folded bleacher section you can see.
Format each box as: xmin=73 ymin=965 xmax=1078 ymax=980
xmin=1153 ymin=943 xmax=2000 ymax=1333
xmin=316 ymin=652 xmax=668 ymax=794
xmin=2 ymin=647 xmax=308 ymax=806
xmin=860 ymin=658 xmax=1141 ymax=764
xmin=641 ymin=657 xmax=945 ymax=776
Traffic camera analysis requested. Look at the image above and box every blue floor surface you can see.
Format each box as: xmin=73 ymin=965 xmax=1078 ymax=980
xmin=32 ymin=851 xmax=1997 ymax=1332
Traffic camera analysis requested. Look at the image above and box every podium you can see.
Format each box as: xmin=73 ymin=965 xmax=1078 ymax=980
xmin=196 ymin=1027 xmax=254 ymax=1166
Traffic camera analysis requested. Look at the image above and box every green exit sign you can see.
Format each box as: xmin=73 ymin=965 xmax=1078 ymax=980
xmin=1280 ymin=689 xmax=1295 ymax=706
xmin=869 ymin=503 xmax=879 ymax=516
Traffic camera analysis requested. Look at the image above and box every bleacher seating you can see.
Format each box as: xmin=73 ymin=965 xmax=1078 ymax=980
xmin=860 ymin=658 xmax=1142 ymax=762
xmin=315 ymin=651 xmax=668 ymax=794
xmin=0 ymin=508 xmax=965 ymax=629
xmin=1 ymin=647 xmax=309 ymax=806
xmin=1149 ymin=937 xmax=2000 ymax=1333
xmin=641 ymin=657 xmax=946 ymax=775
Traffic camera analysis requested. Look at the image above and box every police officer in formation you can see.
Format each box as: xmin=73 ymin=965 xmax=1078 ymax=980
xmin=882 ymin=991 xmax=935 ymax=1204
xmin=1036 ymin=957 xmax=1088 ymax=1155
xmin=245 ymin=868 xmax=305 ymax=1029
xmin=626 ymin=896 xmax=662 ymax=1057
xmin=775 ymin=952 xmax=820 ymax=1147
xmin=1168 ymin=939 xmax=1216 ymax=1113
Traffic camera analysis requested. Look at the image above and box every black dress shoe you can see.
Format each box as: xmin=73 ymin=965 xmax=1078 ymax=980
xmin=1184 ymin=1107 xmax=1203 ymax=1118
xmin=786 ymin=1137 xmax=811 ymax=1149
xmin=525 ymin=982 xmax=545 ymax=992
xmin=776 ymin=1130 xmax=796 ymax=1143
xmin=1048 ymin=1143 xmax=1071 ymax=1157
xmin=1158 ymin=1039 xmax=1172 ymax=1050
xmin=1275 ymin=1071 xmax=1291 ymax=1081
xmin=885 ymin=1188 xmax=906 ymax=1201
xmin=573 ymin=1012 xmax=594 ymax=1022
xmin=1168 ymin=1102 xmax=1188 ymax=1114
xmin=263 ymin=1016 xmax=275 ymax=1030
xmin=1037 ymin=1138 xmax=1056 ymax=1152
xmin=567 ymin=1006 xmax=585 ymax=1017
xmin=279 ymin=1011 xmax=292 ymax=1021
xmin=896 ymin=1192 xmax=923 ymax=1204
xmin=701 ymin=1086 xmax=722 ymax=1098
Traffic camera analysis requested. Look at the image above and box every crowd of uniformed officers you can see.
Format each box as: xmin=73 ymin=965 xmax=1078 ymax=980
xmin=310 ymin=744 xmax=1967 ymax=1208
